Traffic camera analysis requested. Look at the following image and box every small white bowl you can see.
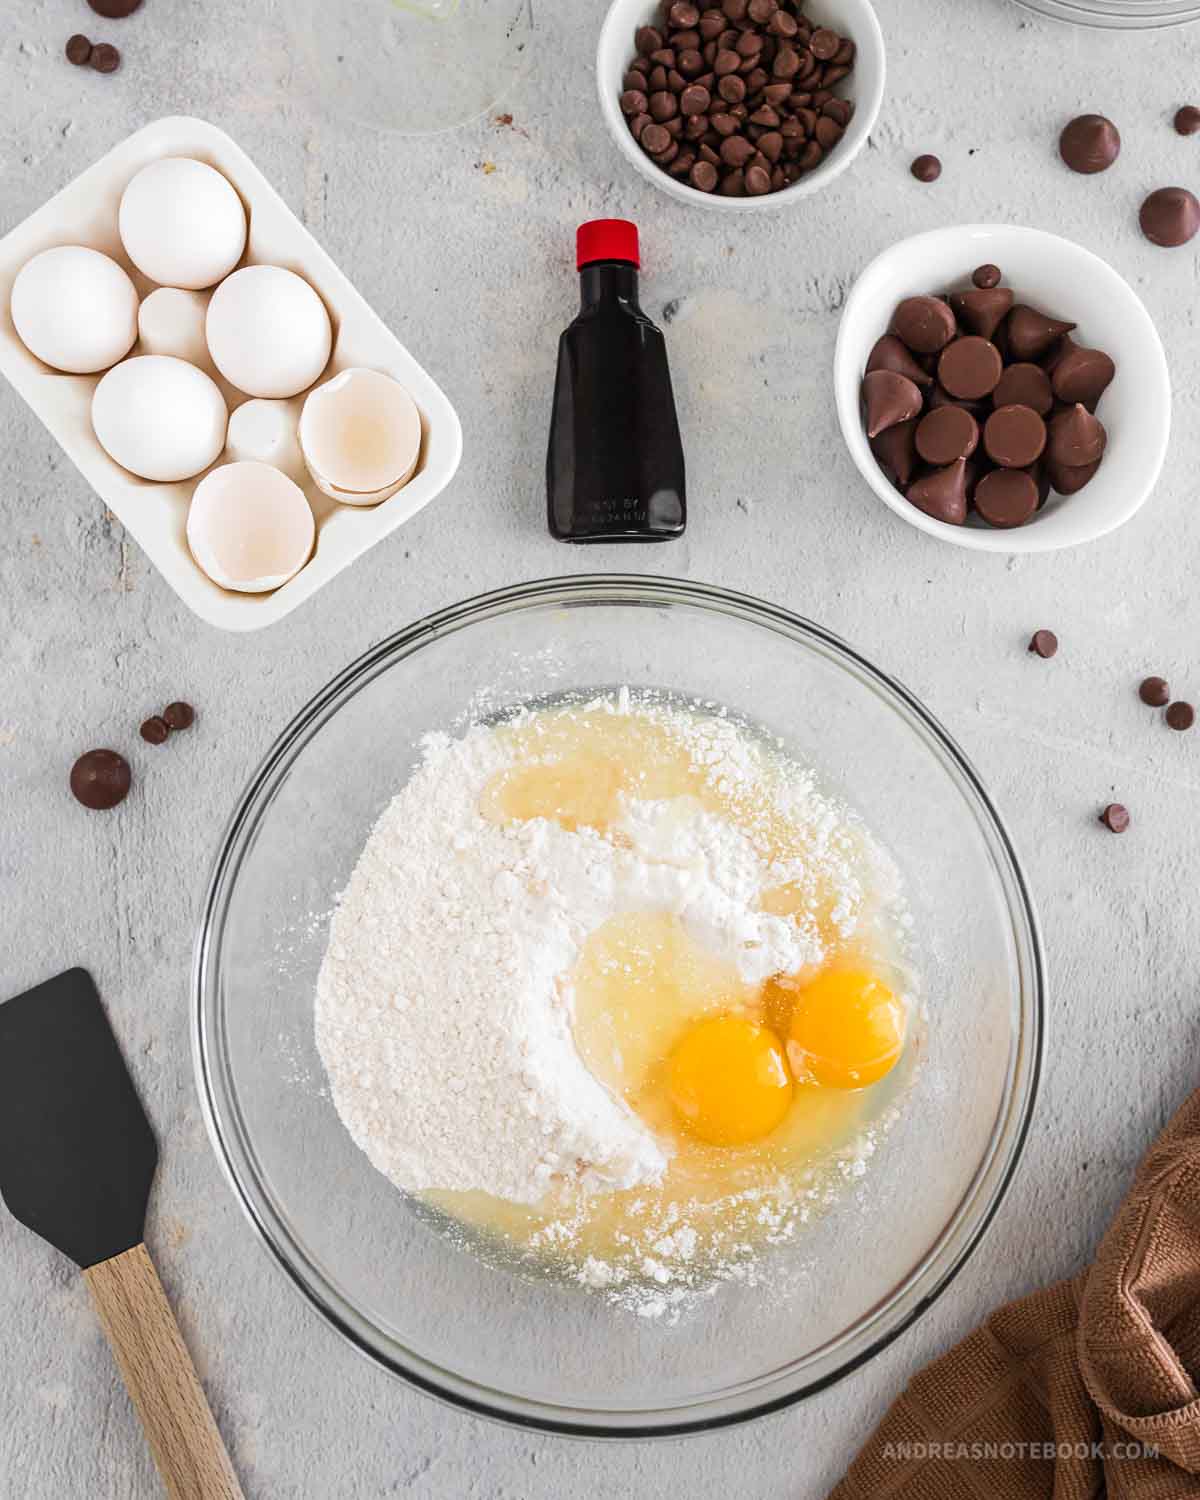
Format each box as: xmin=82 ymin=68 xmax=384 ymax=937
xmin=834 ymin=224 xmax=1171 ymax=553
xmin=597 ymin=0 xmax=885 ymax=211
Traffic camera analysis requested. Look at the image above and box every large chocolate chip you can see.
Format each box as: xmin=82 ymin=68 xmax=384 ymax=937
xmin=1045 ymin=453 xmax=1100 ymax=495
xmin=937 ymin=336 xmax=1003 ymax=400
xmin=949 ymin=287 xmax=1013 ymax=341
xmin=1139 ymin=187 xmax=1200 ymax=247
xmin=1049 ymin=404 xmax=1106 ymax=468
xmin=915 ymin=405 xmax=979 ymax=465
xmin=1058 ymin=114 xmax=1120 ymax=174
xmin=993 ymin=362 xmax=1053 ymax=416
xmin=70 ymin=749 xmax=131 ymax=810
xmin=870 ymin=418 xmax=919 ymax=488
xmin=984 ymin=405 xmax=1047 ymax=468
xmin=974 ymin=468 xmax=1038 ymax=529
xmin=861 ymin=370 xmax=923 ymax=438
xmin=1006 ymin=305 xmax=1077 ymax=361
xmin=865 ymin=334 xmax=933 ymax=386
xmin=890 ymin=295 xmax=957 ymax=355
xmin=906 ymin=459 xmax=970 ymax=525
xmin=1050 ymin=345 xmax=1115 ymax=411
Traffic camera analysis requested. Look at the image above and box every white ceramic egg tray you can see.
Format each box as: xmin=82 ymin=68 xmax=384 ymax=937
xmin=0 ymin=117 xmax=462 ymax=631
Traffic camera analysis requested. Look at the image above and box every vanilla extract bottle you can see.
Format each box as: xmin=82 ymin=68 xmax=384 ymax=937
xmin=547 ymin=220 xmax=686 ymax=542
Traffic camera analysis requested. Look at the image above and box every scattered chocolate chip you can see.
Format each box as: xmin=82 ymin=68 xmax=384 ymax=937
xmin=90 ymin=42 xmax=122 ymax=74
xmin=1173 ymin=105 xmax=1200 ymax=136
xmin=1058 ymin=114 xmax=1120 ymax=175
xmin=140 ymin=716 xmax=170 ymax=746
xmin=1028 ymin=630 xmax=1059 ymax=659
xmin=1166 ymin=701 xmax=1195 ymax=732
xmin=70 ymin=749 xmax=131 ymax=811
xmin=972 ymin=264 xmax=1002 ymax=290
xmin=1139 ymin=676 xmax=1170 ymax=707
xmin=975 ymin=469 xmax=1039 ymax=529
xmin=87 ymin=0 xmax=142 ymax=14
xmin=163 ymin=701 xmax=196 ymax=731
xmin=910 ymin=154 xmax=941 ymax=183
xmin=984 ymin=405 xmax=1047 ymax=468
xmin=1099 ymin=803 xmax=1130 ymax=833
xmin=862 ymin=370 xmax=923 ymax=438
xmin=65 ymin=34 xmax=93 ymax=65
xmin=938 ymin=336 xmax=1004 ymax=401
xmin=1139 ymin=186 xmax=1200 ymax=247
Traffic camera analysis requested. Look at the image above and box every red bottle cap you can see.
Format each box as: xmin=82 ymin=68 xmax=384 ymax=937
xmin=576 ymin=219 xmax=640 ymax=269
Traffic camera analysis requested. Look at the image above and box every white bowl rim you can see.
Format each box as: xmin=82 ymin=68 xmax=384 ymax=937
xmin=596 ymin=0 xmax=886 ymax=211
xmin=834 ymin=223 xmax=1172 ymax=553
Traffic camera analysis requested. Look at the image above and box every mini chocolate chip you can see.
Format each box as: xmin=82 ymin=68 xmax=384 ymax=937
xmin=1028 ymin=630 xmax=1058 ymax=659
xmin=1139 ymin=676 xmax=1170 ymax=707
xmin=140 ymin=716 xmax=170 ymax=746
xmin=1166 ymin=701 xmax=1195 ymax=731
xmin=972 ymin=264 xmax=1002 ymax=289
xmin=911 ymin=153 xmax=941 ymax=182
xmin=70 ymin=749 xmax=131 ymax=810
xmin=163 ymin=701 xmax=196 ymax=731
xmin=1174 ymin=105 xmax=1200 ymax=136
xmin=90 ymin=42 xmax=122 ymax=73
xmin=66 ymin=34 xmax=93 ymax=65
xmin=1099 ymin=804 xmax=1130 ymax=833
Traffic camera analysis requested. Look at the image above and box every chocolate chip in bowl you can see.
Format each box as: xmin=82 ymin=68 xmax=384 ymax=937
xmin=834 ymin=225 xmax=1171 ymax=553
xmin=598 ymin=0 xmax=885 ymax=208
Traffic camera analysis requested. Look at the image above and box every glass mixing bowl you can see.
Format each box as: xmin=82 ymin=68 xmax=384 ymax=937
xmin=1010 ymin=0 xmax=1200 ymax=26
xmin=193 ymin=576 xmax=1044 ymax=1436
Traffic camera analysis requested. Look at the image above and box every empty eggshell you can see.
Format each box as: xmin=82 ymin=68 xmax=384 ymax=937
xmin=206 ymin=266 xmax=332 ymax=400
xmin=92 ymin=356 xmax=228 ymax=482
xmin=298 ymin=368 xmax=422 ymax=505
xmin=225 ymin=399 xmax=304 ymax=478
xmin=11 ymin=245 xmax=138 ymax=374
xmin=137 ymin=288 xmax=213 ymax=369
xmin=119 ymin=158 xmax=247 ymax=290
xmin=187 ymin=461 xmax=315 ymax=593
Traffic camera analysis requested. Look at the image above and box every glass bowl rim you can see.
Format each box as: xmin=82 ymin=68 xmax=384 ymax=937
xmin=1008 ymin=0 xmax=1200 ymax=26
xmin=192 ymin=573 xmax=1046 ymax=1438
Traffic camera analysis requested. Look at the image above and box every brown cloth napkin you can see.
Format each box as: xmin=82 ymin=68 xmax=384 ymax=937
xmin=831 ymin=1087 xmax=1200 ymax=1499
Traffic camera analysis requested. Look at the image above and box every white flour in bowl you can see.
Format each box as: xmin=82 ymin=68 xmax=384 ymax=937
xmin=316 ymin=709 xmax=821 ymax=1205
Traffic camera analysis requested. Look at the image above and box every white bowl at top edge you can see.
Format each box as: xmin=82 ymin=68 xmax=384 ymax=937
xmin=596 ymin=0 xmax=885 ymax=211
xmin=834 ymin=224 xmax=1171 ymax=554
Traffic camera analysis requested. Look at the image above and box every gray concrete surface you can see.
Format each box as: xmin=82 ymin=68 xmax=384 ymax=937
xmin=3 ymin=0 xmax=1200 ymax=1495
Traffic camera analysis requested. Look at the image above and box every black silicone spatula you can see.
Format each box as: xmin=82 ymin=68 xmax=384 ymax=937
xmin=0 ymin=969 xmax=243 ymax=1500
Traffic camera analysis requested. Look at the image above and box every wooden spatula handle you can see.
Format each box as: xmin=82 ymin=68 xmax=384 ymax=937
xmin=84 ymin=1243 xmax=244 ymax=1500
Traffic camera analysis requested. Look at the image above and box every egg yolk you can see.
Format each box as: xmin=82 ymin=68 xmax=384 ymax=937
xmin=667 ymin=1014 xmax=793 ymax=1146
xmin=788 ymin=969 xmax=906 ymax=1091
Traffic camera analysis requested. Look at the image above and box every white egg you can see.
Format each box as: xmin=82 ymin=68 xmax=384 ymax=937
xmin=119 ymin=158 xmax=247 ymax=290
xmin=299 ymin=368 xmax=422 ymax=505
xmin=225 ymin=399 xmax=305 ymax=478
xmin=10 ymin=246 xmax=138 ymax=374
xmin=187 ymin=461 xmax=314 ymax=593
xmin=206 ymin=266 xmax=332 ymax=400
xmin=92 ymin=356 xmax=228 ymax=482
xmin=137 ymin=288 xmax=213 ymax=368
